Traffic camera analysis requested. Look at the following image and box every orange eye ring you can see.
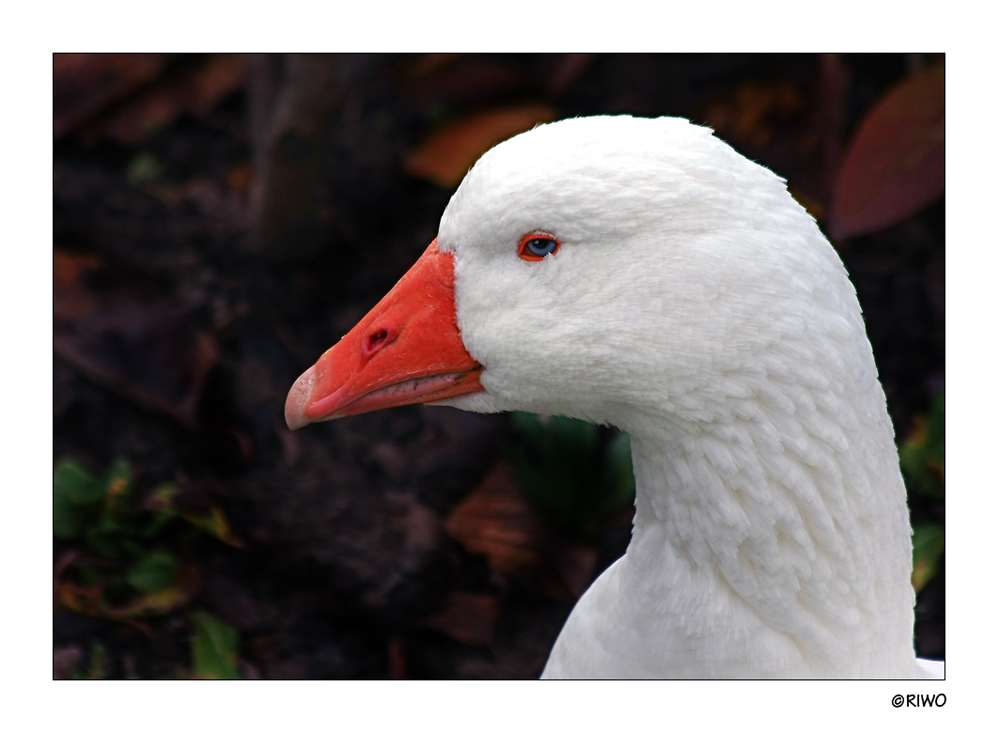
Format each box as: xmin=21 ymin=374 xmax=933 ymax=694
xmin=518 ymin=233 xmax=561 ymax=262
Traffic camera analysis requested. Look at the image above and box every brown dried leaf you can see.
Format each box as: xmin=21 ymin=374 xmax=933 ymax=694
xmin=54 ymin=252 xmax=102 ymax=324
xmin=88 ymin=54 xmax=246 ymax=145
xmin=445 ymin=461 xmax=545 ymax=577
xmin=404 ymin=105 xmax=556 ymax=188
xmin=419 ymin=591 xmax=500 ymax=646
xmin=829 ymin=64 xmax=944 ymax=238
xmin=55 ymin=555 xmax=202 ymax=620
xmin=56 ymin=579 xmax=106 ymax=617
xmin=54 ymin=251 xmax=101 ymax=293
xmin=54 ymin=54 xmax=168 ymax=139
xmin=445 ymin=461 xmax=600 ymax=599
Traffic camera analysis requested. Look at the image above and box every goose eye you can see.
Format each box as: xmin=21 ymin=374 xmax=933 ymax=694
xmin=518 ymin=234 xmax=561 ymax=261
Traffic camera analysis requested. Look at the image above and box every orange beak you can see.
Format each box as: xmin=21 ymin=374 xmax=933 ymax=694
xmin=284 ymin=239 xmax=484 ymax=430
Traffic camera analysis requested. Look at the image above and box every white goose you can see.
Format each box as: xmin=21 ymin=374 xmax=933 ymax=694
xmin=285 ymin=115 xmax=943 ymax=679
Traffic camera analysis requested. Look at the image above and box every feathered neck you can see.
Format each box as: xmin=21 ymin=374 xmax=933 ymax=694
xmin=603 ymin=361 xmax=918 ymax=677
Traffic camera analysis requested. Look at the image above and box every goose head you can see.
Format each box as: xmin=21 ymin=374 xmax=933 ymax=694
xmin=284 ymin=115 xmax=923 ymax=678
xmin=288 ymin=115 xmax=862 ymax=441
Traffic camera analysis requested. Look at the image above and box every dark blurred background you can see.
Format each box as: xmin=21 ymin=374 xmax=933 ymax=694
xmin=53 ymin=53 xmax=944 ymax=679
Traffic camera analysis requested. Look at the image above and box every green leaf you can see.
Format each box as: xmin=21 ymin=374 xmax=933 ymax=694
xmin=508 ymin=412 xmax=636 ymax=541
xmin=911 ymin=523 xmax=945 ymax=592
xmin=54 ymin=496 xmax=91 ymax=540
xmin=54 ymin=458 xmax=104 ymax=539
xmin=125 ymin=551 xmax=178 ymax=594
xmin=142 ymin=510 xmax=178 ymax=538
xmin=190 ymin=612 xmax=241 ymax=679
xmin=54 ymin=459 xmax=104 ymax=506
xmin=899 ymin=393 xmax=945 ymax=500
xmin=84 ymin=516 xmax=134 ymax=559
xmin=598 ymin=432 xmax=636 ymax=513
xmin=182 ymin=506 xmax=246 ymax=549
xmin=54 ymin=457 xmax=131 ymax=540
xmin=118 ymin=537 xmax=148 ymax=561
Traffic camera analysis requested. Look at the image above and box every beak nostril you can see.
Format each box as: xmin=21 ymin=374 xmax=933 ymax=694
xmin=362 ymin=328 xmax=393 ymax=357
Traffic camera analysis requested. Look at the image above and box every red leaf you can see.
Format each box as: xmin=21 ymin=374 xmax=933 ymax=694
xmin=829 ymin=64 xmax=944 ymax=238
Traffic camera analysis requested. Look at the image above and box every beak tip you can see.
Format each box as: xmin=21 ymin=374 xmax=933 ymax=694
xmin=285 ymin=366 xmax=317 ymax=431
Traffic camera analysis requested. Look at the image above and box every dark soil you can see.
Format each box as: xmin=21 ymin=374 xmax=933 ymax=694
xmin=53 ymin=53 xmax=944 ymax=679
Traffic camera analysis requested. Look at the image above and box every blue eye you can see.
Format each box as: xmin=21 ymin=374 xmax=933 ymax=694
xmin=518 ymin=234 xmax=561 ymax=261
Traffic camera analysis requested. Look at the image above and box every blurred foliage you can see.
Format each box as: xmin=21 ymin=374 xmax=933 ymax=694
xmin=55 ymin=457 xmax=182 ymax=597
xmin=64 ymin=642 xmax=110 ymax=680
xmin=899 ymin=392 xmax=945 ymax=500
xmin=54 ymin=456 xmax=241 ymax=619
xmin=59 ymin=616 xmax=242 ymax=679
xmin=56 ymin=458 xmax=245 ymax=678
xmin=66 ymin=642 xmax=109 ymax=680
xmin=911 ymin=523 xmax=945 ymax=593
xmin=190 ymin=612 xmax=241 ymax=679
xmin=507 ymin=413 xmax=635 ymax=542
xmin=898 ymin=392 xmax=945 ymax=592
xmin=54 ymin=457 xmax=129 ymax=542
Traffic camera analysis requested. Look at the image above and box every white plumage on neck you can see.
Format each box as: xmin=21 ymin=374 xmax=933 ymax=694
xmin=431 ymin=115 xmax=938 ymax=678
